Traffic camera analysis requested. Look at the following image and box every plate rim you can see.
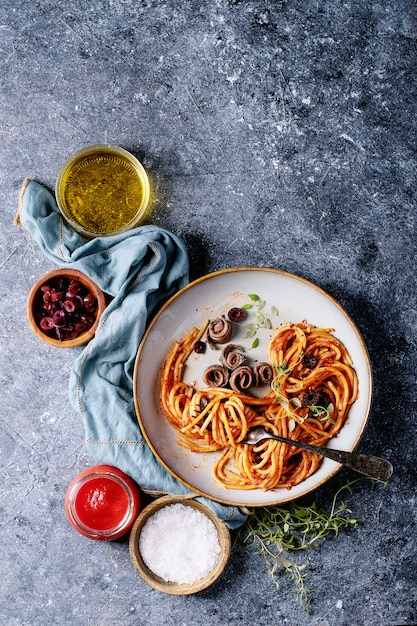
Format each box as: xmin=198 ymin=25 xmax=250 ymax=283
xmin=133 ymin=266 xmax=373 ymax=507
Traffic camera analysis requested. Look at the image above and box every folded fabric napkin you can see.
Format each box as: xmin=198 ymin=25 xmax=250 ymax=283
xmin=16 ymin=179 xmax=248 ymax=529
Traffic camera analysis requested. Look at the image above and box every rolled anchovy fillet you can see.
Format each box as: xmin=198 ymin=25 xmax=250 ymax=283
xmin=229 ymin=365 xmax=253 ymax=393
xmin=203 ymin=364 xmax=230 ymax=388
xmin=219 ymin=344 xmax=246 ymax=370
xmin=206 ymin=316 xmax=233 ymax=347
xmin=253 ymin=362 xmax=273 ymax=386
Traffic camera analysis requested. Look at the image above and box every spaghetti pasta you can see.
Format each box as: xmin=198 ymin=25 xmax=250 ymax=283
xmin=159 ymin=320 xmax=358 ymax=491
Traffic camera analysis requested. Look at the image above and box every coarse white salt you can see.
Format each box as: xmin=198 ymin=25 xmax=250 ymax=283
xmin=138 ymin=503 xmax=222 ymax=585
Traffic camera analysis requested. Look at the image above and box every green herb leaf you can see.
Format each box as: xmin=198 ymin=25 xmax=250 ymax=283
xmin=251 ymin=338 xmax=259 ymax=349
xmin=308 ymin=402 xmax=335 ymax=424
xmin=242 ymin=294 xmax=278 ymax=348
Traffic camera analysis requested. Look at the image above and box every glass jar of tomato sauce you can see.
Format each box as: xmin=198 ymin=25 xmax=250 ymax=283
xmin=65 ymin=465 xmax=141 ymax=540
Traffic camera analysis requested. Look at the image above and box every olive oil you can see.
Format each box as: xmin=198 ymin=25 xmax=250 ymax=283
xmin=56 ymin=145 xmax=150 ymax=237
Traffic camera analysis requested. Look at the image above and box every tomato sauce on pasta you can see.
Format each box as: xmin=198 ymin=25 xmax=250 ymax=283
xmin=159 ymin=321 xmax=358 ymax=491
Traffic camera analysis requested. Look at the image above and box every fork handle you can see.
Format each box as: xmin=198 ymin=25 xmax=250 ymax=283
xmin=269 ymin=434 xmax=393 ymax=481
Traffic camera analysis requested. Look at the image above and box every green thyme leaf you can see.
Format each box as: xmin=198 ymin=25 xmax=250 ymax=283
xmin=248 ymin=293 xmax=260 ymax=301
xmin=308 ymin=403 xmax=335 ymax=424
xmin=251 ymin=338 xmax=259 ymax=349
xmin=276 ymin=362 xmax=292 ymax=376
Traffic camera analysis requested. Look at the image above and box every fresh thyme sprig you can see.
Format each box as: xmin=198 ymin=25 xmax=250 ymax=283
xmin=309 ymin=403 xmax=336 ymax=424
xmin=271 ymin=360 xmax=335 ymax=431
xmin=274 ymin=360 xmax=293 ymax=377
xmin=236 ymin=479 xmax=367 ymax=612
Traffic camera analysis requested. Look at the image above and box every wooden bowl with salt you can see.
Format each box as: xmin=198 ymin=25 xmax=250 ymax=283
xmin=129 ymin=495 xmax=231 ymax=595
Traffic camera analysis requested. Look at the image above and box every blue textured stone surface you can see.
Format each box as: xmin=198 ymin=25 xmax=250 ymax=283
xmin=0 ymin=1 xmax=416 ymax=625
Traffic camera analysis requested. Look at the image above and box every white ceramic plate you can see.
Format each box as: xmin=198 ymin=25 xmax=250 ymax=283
xmin=133 ymin=267 xmax=372 ymax=507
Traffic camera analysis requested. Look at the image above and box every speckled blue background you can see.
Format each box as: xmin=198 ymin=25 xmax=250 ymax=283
xmin=1 ymin=1 xmax=416 ymax=625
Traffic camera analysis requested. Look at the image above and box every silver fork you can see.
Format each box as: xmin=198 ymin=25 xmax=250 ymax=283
xmin=242 ymin=426 xmax=393 ymax=481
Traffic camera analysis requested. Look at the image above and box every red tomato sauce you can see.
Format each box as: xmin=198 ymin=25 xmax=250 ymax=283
xmin=74 ymin=476 xmax=129 ymax=531
xmin=65 ymin=465 xmax=141 ymax=540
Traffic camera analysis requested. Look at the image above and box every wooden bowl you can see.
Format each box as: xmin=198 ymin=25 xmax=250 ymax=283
xmin=27 ymin=268 xmax=106 ymax=348
xmin=129 ymin=495 xmax=231 ymax=595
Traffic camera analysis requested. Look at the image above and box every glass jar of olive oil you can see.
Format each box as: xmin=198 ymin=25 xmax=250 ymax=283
xmin=55 ymin=144 xmax=150 ymax=238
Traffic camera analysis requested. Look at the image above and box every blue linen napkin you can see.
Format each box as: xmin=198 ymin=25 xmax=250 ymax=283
xmin=16 ymin=179 xmax=248 ymax=529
